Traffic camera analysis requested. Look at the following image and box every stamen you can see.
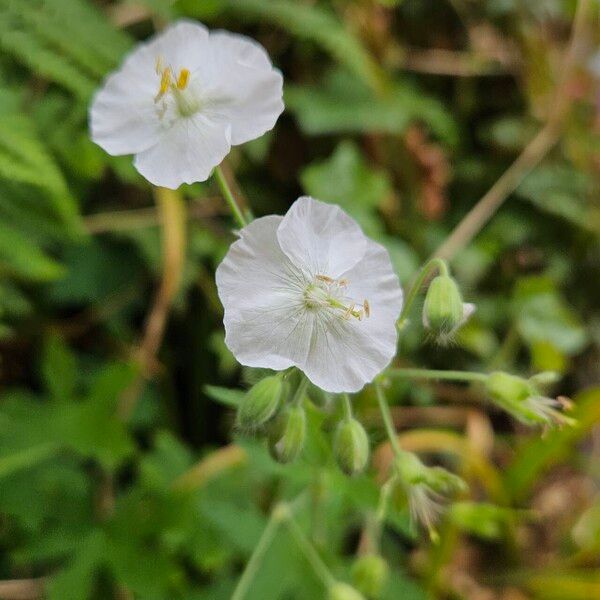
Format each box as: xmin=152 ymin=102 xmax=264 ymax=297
xmin=316 ymin=274 xmax=334 ymax=284
xmin=177 ymin=68 xmax=190 ymax=90
xmin=155 ymin=56 xmax=164 ymax=75
xmin=155 ymin=67 xmax=172 ymax=102
xmin=363 ymin=299 xmax=370 ymax=318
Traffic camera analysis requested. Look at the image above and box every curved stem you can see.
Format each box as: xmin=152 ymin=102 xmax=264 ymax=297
xmin=398 ymin=258 xmax=448 ymax=329
xmin=386 ymin=368 xmax=488 ymax=383
xmin=374 ymin=381 xmax=401 ymax=456
xmin=284 ymin=513 xmax=337 ymax=588
xmin=341 ymin=393 xmax=353 ymax=421
xmin=291 ymin=376 xmax=310 ymax=407
xmin=214 ymin=165 xmax=248 ymax=228
xmin=231 ymin=509 xmax=283 ymax=600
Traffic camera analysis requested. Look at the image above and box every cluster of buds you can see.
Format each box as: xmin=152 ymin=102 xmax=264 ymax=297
xmin=236 ymin=373 xmax=307 ymax=463
xmin=485 ymin=371 xmax=575 ymax=429
xmin=393 ymin=449 xmax=467 ymax=540
xmin=422 ymin=272 xmax=475 ymax=344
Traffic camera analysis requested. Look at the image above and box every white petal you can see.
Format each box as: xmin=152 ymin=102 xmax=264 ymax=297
xmin=133 ymin=114 xmax=231 ymax=188
xmin=276 ymin=197 xmax=367 ymax=278
xmin=216 ymin=216 xmax=312 ymax=371
xmin=201 ymin=31 xmax=284 ymax=145
xmin=89 ymin=41 xmax=161 ymax=155
xmin=299 ymin=241 xmax=403 ymax=393
xmin=153 ymin=21 xmax=210 ymax=71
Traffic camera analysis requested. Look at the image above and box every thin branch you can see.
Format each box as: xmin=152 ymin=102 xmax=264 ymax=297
xmin=432 ymin=0 xmax=593 ymax=261
xmin=118 ymin=187 xmax=186 ymax=420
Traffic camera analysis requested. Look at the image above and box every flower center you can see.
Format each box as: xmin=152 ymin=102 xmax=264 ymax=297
xmin=303 ymin=275 xmax=370 ymax=321
xmin=154 ymin=57 xmax=200 ymax=118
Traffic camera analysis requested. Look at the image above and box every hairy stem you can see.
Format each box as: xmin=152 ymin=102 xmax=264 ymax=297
xmin=375 ymin=381 xmax=401 ymax=456
xmin=386 ymin=368 xmax=488 ymax=383
xmin=398 ymin=257 xmax=448 ymax=329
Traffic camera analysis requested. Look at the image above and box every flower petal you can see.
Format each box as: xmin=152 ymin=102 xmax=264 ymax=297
xmin=133 ymin=114 xmax=231 ymax=188
xmin=216 ymin=216 xmax=312 ymax=371
xmin=201 ymin=30 xmax=284 ymax=146
xmin=89 ymin=42 xmax=162 ymax=155
xmin=299 ymin=240 xmax=402 ymax=393
xmin=276 ymin=197 xmax=367 ymax=278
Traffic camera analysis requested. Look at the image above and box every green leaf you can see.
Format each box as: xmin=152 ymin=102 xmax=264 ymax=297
xmin=41 ymin=335 xmax=78 ymax=402
xmin=513 ymin=276 xmax=588 ymax=357
xmin=286 ymin=70 xmax=458 ymax=146
xmin=204 ymin=385 xmax=245 ymax=408
xmin=0 ymin=222 xmax=65 ymax=281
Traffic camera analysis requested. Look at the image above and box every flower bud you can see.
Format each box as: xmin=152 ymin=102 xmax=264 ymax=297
xmin=269 ymin=405 xmax=306 ymax=463
xmin=422 ymin=275 xmax=474 ymax=341
xmin=486 ymin=371 xmax=574 ymax=428
xmin=328 ymin=582 xmax=366 ymax=600
xmin=236 ymin=374 xmax=283 ymax=429
xmin=351 ymin=554 xmax=389 ymax=599
xmin=333 ymin=418 xmax=370 ymax=475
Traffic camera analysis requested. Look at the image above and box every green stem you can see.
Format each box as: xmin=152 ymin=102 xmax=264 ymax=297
xmin=398 ymin=258 xmax=448 ymax=329
xmin=374 ymin=381 xmax=401 ymax=456
xmin=341 ymin=393 xmax=353 ymax=421
xmin=214 ymin=165 xmax=248 ymax=229
xmin=231 ymin=507 xmax=284 ymax=600
xmin=291 ymin=376 xmax=310 ymax=407
xmin=284 ymin=513 xmax=337 ymax=588
xmin=386 ymin=368 xmax=488 ymax=383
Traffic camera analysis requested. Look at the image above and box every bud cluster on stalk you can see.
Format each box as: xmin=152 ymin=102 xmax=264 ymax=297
xmin=236 ymin=372 xmax=307 ymax=464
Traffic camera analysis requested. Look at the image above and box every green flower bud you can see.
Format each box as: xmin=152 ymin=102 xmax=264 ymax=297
xmin=269 ymin=405 xmax=306 ymax=463
xmin=351 ymin=554 xmax=389 ymax=599
xmin=333 ymin=418 xmax=370 ymax=475
xmin=393 ymin=449 xmax=427 ymax=485
xmin=237 ymin=374 xmax=283 ymax=429
xmin=486 ymin=371 xmax=574 ymax=428
xmin=422 ymin=275 xmax=474 ymax=340
xmin=328 ymin=582 xmax=366 ymax=600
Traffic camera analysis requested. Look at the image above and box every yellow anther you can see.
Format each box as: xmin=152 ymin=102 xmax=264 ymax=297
xmin=338 ymin=279 xmax=349 ymax=287
xmin=155 ymin=67 xmax=173 ymax=102
xmin=177 ymin=68 xmax=190 ymax=90
xmin=363 ymin=299 xmax=370 ymax=318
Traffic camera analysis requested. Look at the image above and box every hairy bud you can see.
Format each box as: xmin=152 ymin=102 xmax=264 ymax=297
xmin=328 ymin=582 xmax=366 ymax=600
xmin=237 ymin=374 xmax=283 ymax=429
xmin=269 ymin=405 xmax=306 ymax=463
xmin=333 ymin=418 xmax=370 ymax=475
xmin=422 ymin=274 xmax=474 ymax=341
xmin=351 ymin=554 xmax=389 ymax=599
xmin=486 ymin=371 xmax=574 ymax=428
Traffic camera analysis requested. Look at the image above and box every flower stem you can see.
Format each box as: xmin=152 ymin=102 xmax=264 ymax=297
xmin=398 ymin=258 xmax=448 ymax=329
xmin=341 ymin=393 xmax=353 ymax=421
xmin=214 ymin=165 xmax=248 ymax=228
xmin=284 ymin=512 xmax=337 ymax=588
xmin=291 ymin=376 xmax=310 ymax=407
xmin=386 ymin=368 xmax=488 ymax=383
xmin=374 ymin=381 xmax=401 ymax=456
xmin=231 ymin=507 xmax=284 ymax=600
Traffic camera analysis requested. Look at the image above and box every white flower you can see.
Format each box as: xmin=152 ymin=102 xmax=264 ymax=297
xmin=89 ymin=20 xmax=284 ymax=189
xmin=215 ymin=197 xmax=403 ymax=393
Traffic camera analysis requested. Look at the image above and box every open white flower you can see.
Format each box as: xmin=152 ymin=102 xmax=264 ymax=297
xmin=216 ymin=197 xmax=403 ymax=393
xmin=90 ymin=20 xmax=284 ymax=189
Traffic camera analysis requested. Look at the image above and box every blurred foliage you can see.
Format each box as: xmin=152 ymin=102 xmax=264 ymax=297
xmin=0 ymin=0 xmax=598 ymax=599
